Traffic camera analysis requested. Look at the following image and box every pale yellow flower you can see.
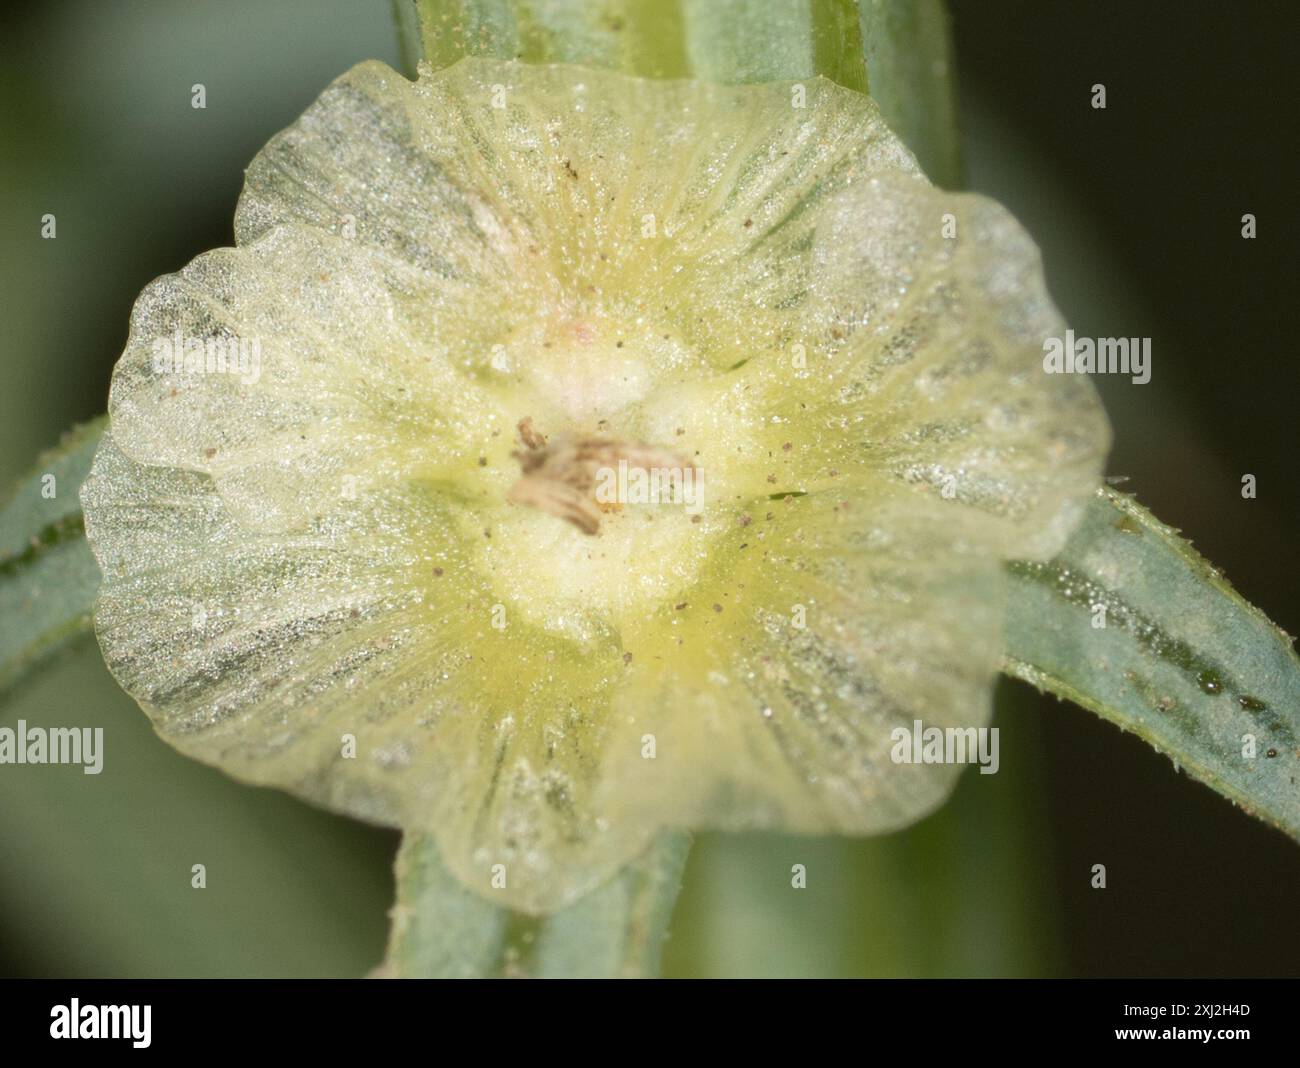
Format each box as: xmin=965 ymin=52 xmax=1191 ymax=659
xmin=82 ymin=58 xmax=1108 ymax=912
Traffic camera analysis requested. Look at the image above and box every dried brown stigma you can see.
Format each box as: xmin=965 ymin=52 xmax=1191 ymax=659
xmin=507 ymin=417 xmax=695 ymax=535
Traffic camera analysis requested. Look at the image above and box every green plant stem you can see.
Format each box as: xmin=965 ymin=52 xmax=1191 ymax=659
xmin=403 ymin=0 xmax=959 ymax=185
xmin=384 ymin=829 xmax=689 ymax=977
xmin=409 ymin=0 xmax=867 ymax=91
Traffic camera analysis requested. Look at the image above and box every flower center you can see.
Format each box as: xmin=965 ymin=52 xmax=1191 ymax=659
xmin=469 ymin=315 xmax=730 ymax=644
xmin=506 ymin=417 xmax=698 ymax=536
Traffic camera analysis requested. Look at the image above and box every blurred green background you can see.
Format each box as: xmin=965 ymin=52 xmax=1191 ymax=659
xmin=1 ymin=0 xmax=1296 ymax=977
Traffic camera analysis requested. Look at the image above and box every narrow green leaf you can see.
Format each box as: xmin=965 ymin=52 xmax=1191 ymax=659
xmin=1004 ymin=487 xmax=1300 ymax=841
xmin=0 ymin=418 xmax=104 ymax=696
